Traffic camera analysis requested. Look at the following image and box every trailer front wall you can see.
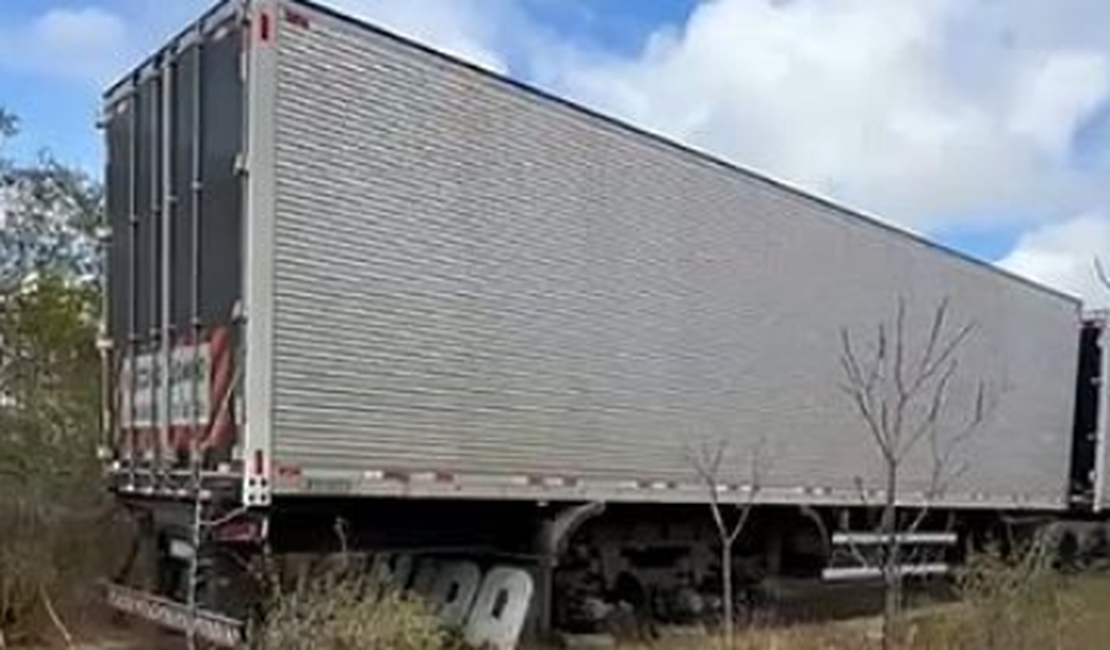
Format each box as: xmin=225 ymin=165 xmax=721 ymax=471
xmin=264 ymin=2 xmax=1079 ymax=509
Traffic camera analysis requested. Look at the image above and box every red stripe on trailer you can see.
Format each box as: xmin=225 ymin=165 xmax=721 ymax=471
xmin=212 ymin=519 xmax=264 ymax=543
xmin=275 ymin=463 xmax=302 ymax=479
xmin=170 ymin=424 xmax=190 ymax=452
xmin=258 ymin=12 xmax=272 ymax=42
xmin=202 ymin=326 xmax=234 ymax=450
xmin=284 ymin=8 xmax=310 ymax=29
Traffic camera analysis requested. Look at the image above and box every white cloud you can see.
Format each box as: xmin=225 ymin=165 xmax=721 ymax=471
xmin=317 ymin=0 xmax=1110 ymax=305
xmin=998 ymin=213 xmax=1110 ymax=305
xmin=1008 ymin=53 xmax=1110 ymax=156
xmin=0 ymin=0 xmax=504 ymax=86
xmin=0 ymin=7 xmax=128 ymax=84
xmin=6 ymin=0 xmax=1110 ymax=305
xmin=540 ymin=0 xmax=1110 ymax=231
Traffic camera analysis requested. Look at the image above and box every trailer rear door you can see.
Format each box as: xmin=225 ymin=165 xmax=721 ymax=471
xmin=102 ymin=5 xmax=245 ymax=498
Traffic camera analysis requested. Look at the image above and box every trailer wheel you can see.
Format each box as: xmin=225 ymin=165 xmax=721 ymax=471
xmin=1055 ymin=531 xmax=1080 ymax=572
xmin=612 ymin=572 xmax=647 ymax=612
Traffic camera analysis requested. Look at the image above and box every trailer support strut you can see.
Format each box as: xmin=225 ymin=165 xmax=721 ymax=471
xmin=532 ymin=501 xmax=604 ymax=638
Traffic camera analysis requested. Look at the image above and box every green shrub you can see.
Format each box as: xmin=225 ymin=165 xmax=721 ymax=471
xmin=0 ymin=277 xmax=109 ymax=646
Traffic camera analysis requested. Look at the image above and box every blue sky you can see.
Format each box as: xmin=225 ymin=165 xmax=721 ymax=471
xmin=2 ymin=0 xmax=1110 ymax=303
xmin=0 ymin=0 xmax=700 ymax=170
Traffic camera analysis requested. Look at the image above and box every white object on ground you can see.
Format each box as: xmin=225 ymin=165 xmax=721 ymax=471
xmin=464 ymin=566 xmax=534 ymax=650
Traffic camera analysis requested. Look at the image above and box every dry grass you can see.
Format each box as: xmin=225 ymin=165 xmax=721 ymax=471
xmin=252 ymin=568 xmax=452 ymax=650
xmin=619 ymin=572 xmax=1110 ymax=650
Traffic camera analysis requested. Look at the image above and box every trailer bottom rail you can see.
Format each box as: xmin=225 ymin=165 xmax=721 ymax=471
xmin=104 ymin=581 xmax=243 ymax=648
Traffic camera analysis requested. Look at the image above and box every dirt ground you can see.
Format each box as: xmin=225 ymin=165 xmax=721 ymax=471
xmin=30 ymin=573 xmax=1110 ymax=649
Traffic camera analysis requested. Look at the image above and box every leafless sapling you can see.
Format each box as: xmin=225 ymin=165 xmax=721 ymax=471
xmin=839 ymin=297 xmax=988 ymax=648
xmin=688 ymin=439 xmax=764 ymax=648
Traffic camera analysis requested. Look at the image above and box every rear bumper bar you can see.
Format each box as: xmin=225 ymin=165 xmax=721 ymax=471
xmin=104 ymin=582 xmax=244 ymax=647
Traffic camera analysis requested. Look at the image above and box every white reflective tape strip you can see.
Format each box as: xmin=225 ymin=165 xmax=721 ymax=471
xmin=822 ymin=563 xmax=949 ymax=582
xmin=832 ymin=532 xmax=957 ymax=546
xmin=491 ymin=475 xmax=529 ymax=487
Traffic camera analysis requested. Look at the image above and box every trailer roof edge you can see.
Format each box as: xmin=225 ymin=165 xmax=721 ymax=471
xmin=290 ymin=0 xmax=1082 ymax=310
xmin=101 ymin=0 xmax=1084 ymax=311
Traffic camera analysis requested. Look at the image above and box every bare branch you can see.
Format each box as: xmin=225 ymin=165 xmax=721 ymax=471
xmin=838 ymin=297 xmax=988 ymax=649
xmin=39 ymin=585 xmax=74 ymax=649
xmin=912 ymin=321 xmax=976 ymax=398
xmin=893 ymin=296 xmax=907 ymax=402
xmin=841 ymin=328 xmax=894 ymax=458
xmin=686 ymin=438 xmax=764 ymax=648
xmin=899 ymin=358 xmax=959 ymax=464
xmin=687 ymin=442 xmax=728 ymax=539
xmin=916 ymin=296 xmax=949 ymax=382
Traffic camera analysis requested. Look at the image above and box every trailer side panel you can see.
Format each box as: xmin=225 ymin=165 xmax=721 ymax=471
xmin=265 ymin=1 xmax=1079 ymax=509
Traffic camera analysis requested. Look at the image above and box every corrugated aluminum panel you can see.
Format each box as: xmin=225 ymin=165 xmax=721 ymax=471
xmin=266 ymin=1 xmax=1080 ymax=508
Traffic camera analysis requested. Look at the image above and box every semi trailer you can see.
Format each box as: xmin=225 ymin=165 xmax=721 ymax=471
xmin=98 ymin=0 xmax=1110 ymax=645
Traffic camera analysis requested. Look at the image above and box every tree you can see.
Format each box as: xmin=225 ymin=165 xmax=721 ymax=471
xmin=0 ymin=110 xmax=105 ymax=646
xmin=0 ymin=117 xmax=103 ymax=290
xmin=839 ymin=297 xmax=988 ymax=650
xmin=688 ymin=439 xmax=764 ymax=649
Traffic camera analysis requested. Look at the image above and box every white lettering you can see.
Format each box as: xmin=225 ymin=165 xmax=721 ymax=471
xmin=119 ymin=344 xmax=212 ymax=429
